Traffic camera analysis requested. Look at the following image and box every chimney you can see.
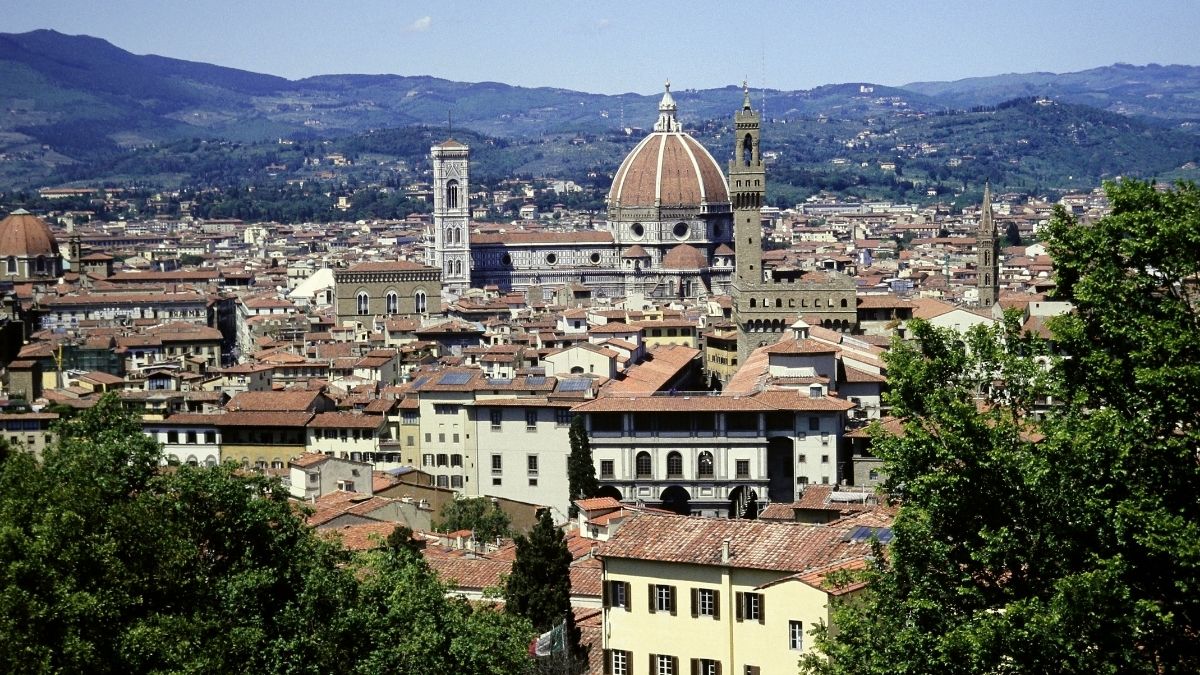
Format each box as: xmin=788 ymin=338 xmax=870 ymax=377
xmin=721 ymin=538 xmax=731 ymax=564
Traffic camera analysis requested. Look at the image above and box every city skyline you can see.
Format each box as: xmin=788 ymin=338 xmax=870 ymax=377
xmin=6 ymin=0 xmax=1200 ymax=94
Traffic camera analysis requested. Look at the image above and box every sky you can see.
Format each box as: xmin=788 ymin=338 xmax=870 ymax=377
xmin=6 ymin=0 xmax=1200 ymax=94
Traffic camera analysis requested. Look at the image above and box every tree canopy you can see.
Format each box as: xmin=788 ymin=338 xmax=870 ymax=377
xmin=505 ymin=509 xmax=584 ymax=672
xmin=802 ymin=179 xmax=1200 ymax=675
xmin=435 ymin=496 xmax=512 ymax=543
xmin=0 ymin=393 xmax=534 ymax=674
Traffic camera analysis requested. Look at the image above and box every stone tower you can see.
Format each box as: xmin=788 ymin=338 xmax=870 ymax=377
xmin=730 ymin=83 xmax=764 ymax=287
xmin=429 ymin=139 xmax=472 ymax=296
xmin=976 ymin=182 xmax=999 ymax=306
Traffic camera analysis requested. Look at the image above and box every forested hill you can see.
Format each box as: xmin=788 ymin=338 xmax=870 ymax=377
xmin=2 ymin=29 xmax=1199 ymax=197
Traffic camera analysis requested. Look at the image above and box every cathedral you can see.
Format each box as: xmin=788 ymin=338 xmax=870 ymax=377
xmin=428 ymin=83 xmax=736 ymax=301
xmin=423 ymin=82 xmax=857 ymax=361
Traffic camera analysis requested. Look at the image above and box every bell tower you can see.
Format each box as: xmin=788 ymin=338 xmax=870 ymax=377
xmin=730 ymin=83 xmax=764 ymax=287
xmin=429 ymin=139 xmax=472 ymax=296
xmin=976 ymin=182 xmax=999 ymax=306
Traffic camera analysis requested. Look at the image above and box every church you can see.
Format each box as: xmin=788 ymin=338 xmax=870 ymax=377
xmin=426 ymin=83 xmax=738 ymax=301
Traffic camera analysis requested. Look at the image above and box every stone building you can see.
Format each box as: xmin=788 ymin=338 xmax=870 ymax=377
xmin=0 ymin=209 xmax=62 ymax=283
xmin=333 ymin=260 xmax=442 ymax=328
xmin=728 ymin=87 xmax=857 ymax=366
xmin=976 ymin=183 xmax=1000 ymax=307
xmin=425 ymin=139 xmax=472 ymax=296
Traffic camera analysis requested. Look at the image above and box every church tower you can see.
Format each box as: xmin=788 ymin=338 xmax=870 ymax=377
xmin=976 ymin=182 xmax=999 ymax=306
xmin=730 ymin=83 xmax=764 ymax=287
xmin=429 ymin=139 xmax=472 ymax=296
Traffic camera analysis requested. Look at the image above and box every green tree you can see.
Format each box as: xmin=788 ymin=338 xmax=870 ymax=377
xmin=566 ymin=416 xmax=599 ymax=518
xmin=0 ymin=394 xmax=539 ymax=674
xmin=435 ymin=496 xmax=511 ymax=542
xmin=1005 ymin=220 xmax=1022 ymax=246
xmin=801 ymin=180 xmax=1200 ymax=675
xmin=504 ymin=509 xmax=583 ymax=672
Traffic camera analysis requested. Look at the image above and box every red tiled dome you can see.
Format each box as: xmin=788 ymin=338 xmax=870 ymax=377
xmin=607 ymin=83 xmax=729 ymax=210
xmin=0 ymin=210 xmax=59 ymax=258
xmin=662 ymin=244 xmax=708 ymax=270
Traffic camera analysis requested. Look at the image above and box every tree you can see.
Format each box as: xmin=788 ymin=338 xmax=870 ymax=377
xmin=435 ymin=496 xmax=511 ymax=543
xmin=505 ymin=509 xmax=583 ymax=673
xmin=566 ymin=416 xmax=599 ymax=518
xmin=0 ymin=394 xmax=537 ymax=674
xmin=1005 ymin=220 xmax=1022 ymax=246
xmin=803 ymin=180 xmax=1200 ymax=675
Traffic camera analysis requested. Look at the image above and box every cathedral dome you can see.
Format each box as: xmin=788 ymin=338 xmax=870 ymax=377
xmin=608 ymin=83 xmax=730 ymax=210
xmin=0 ymin=209 xmax=59 ymax=258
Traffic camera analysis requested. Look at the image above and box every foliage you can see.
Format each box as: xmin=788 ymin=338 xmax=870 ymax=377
xmin=435 ymin=496 xmax=512 ymax=543
xmin=505 ymin=509 xmax=584 ymax=672
xmin=801 ymin=180 xmax=1200 ymax=675
xmin=0 ymin=393 xmax=534 ymax=674
xmin=567 ymin=416 xmax=599 ymax=518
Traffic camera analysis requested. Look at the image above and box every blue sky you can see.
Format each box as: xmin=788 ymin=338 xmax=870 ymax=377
xmin=7 ymin=0 xmax=1200 ymax=94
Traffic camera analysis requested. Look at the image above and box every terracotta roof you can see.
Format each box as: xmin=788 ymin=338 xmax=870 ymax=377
xmin=344 ymin=260 xmax=436 ymax=273
xmin=599 ymin=511 xmax=873 ymax=573
xmin=227 ymin=390 xmax=324 ymax=412
xmin=320 ymin=521 xmax=407 ymax=551
xmin=608 ymin=130 xmax=729 ymax=209
xmin=290 ymin=452 xmax=331 ymax=468
xmin=472 ymin=231 xmax=613 ymax=246
xmin=307 ymin=412 xmax=386 ymax=429
xmin=620 ymin=244 xmax=650 ymax=258
xmin=661 ymin=243 xmax=708 ymax=270
xmin=213 ymin=411 xmax=314 ymax=427
xmin=428 ymin=557 xmax=511 ymax=591
xmin=0 ymin=211 xmax=59 ymax=258
xmin=713 ymin=243 xmax=735 ymax=256
xmin=603 ymin=345 xmax=699 ymax=395
xmin=762 ymin=338 xmax=839 ymax=355
xmin=574 ymin=496 xmax=623 ymax=512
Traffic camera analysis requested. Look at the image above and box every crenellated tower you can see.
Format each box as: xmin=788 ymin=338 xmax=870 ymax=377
xmin=730 ymin=83 xmax=764 ymax=287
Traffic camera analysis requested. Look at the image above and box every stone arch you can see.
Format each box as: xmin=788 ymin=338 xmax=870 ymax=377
xmin=659 ymin=485 xmax=692 ymax=515
xmin=596 ymin=485 xmax=623 ymax=501
xmin=445 ymin=179 xmax=459 ymax=209
xmin=728 ymin=485 xmax=759 ymax=519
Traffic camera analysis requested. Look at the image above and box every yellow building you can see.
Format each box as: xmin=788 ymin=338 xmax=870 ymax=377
xmin=597 ymin=510 xmax=881 ymax=675
xmin=638 ymin=319 xmax=700 ymax=350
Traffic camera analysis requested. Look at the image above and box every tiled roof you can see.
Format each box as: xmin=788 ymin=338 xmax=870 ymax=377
xmin=574 ymin=497 xmax=623 ymax=512
xmin=227 ymin=390 xmax=323 ymax=412
xmin=661 ymin=244 xmax=707 ymax=270
xmin=599 ymin=511 xmax=873 ymax=573
xmin=289 ymin=452 xmax=330 ymax=468
xmin=213 ymin=411 xmax=314 ymax=428
xmin=608 ymin=131 xmax=729 ymax=209
xmin=344 ymin=260 xmax=436 ymax=273
xmin=307 ymin=412 xmax=386 ymax=429
xmin=427 ymin=557 xmax=512 ymax=591
xmin=762 ymin=338 xmax=839 ymax=355
xmin=320 ymin=521 xmax=406 ymax=551
xmin=472 ymin=231 xmax=613 ymax=246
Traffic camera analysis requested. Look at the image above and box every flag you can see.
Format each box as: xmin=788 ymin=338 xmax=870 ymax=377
xmin=531 ymin=620 xmax=566 ymax=657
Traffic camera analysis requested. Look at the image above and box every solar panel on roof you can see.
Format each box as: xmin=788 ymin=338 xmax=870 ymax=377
xmin=845 ymin=526 xmax=893 ymax=544
xmin=487 ymin=377 xmax=513 ymax=386
xmin=438 ymin=372 xmax=472 ymax=385
xmin=557 ymin=378 xmax=592 ymax=392
xmin=525 ymin=376 xmax=547 ymax=386
xmin=410 ymin=376 xmax=429 ymax=388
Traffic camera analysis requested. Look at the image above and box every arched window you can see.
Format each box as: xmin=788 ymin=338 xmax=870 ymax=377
xmin=36 ymin=255 xmax=46 ymax=274
xmin=749 ymin=298 xmax=756 ymax=308
xmin=635 ymin=451 xmax=652 ymax=478
xmin=414 ymin=291 xmax=427 ymax=314
xmin=775 ymin=298 xmax=782 ymax=308
xmin=841 ymin=298 xmax=848 ymax=308
xmin=356 ymin=291 xmax=369 ymax=315
xmin=666 ymin=451 xmax=683 ymax=478
xmin=446 ymin=179 xmax=459 ymax=209
xmin=5 ymin=257 xmax=15 ymax=274
xmin=385 ymin=291 xmax=398 ymax=314
xmin=742 ymin=133 xmax=753 ymax=166
xmin=454 ymin=260 xmax=462 ymax=275
xmin=697 ymin=451 xmax=714 ymax=477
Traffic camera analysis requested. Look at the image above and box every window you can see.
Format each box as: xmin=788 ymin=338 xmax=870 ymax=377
xmin=821 ymin=454 xmax=829 ymax=464
xmin=822 ymin=432 xmax=830 ymax=446
xmin=736 ymin=592 xmax=764 ymax=623
xmin=308 ymin=472 xmax=318 ymax=483
xmin=414 ymin=291 xmax=427 ymax=314
xmin=356 ymin=291 xmax=369 ymax=315
xmin=436 ymin=475 xmax=449 ymax=488
xmin=808 ymin=416 xmax=820 ymax=431
xmin=492 ymin=477 xmax=502 ymax=486
xmin=424 ymin=433 xmax=431 ymax=443
xmin=692 ymin=588 xmax=719 ymax=619
xmin=452 ymin=433 xmax=460 ymax=443
xmin=5 ymin=257 xmax=14 ymax=274
xmin=650 ymin=584 xmax=676 ymax=614
xmin=385 ymin=291 xmax=398 ymax=314
xmin=451 ymin=454 xmax=463 ymax=467
xmin=490 ymin=409 xmax=502 ymax=429
xmin=555 ymin=409 xmax=572 ymax=426
xmin=608 ymin=649 xmax=631 ymax=675
xmin=635 ymin=451 xmax=652 ymax=478
xmin=167 ymin=431 xmax=178 ymax=444
xmin=652 ymin=654 xmax=678 ymax=675
xmin=790 ymin=620 xmax=804 ymax=651
xmin=691 ymin=659 xmax=720 ymax=675
xmin=798 ymin=454 xmax=807 ymax=464
xmin=205 ymin=431 xmax=216 ymax=444
xmin=436 ymin=453 xmax=448 ymax=467
xmin=525 ymin=409 xmax=538 ymax=430
xmin=491 ymin=454 xmax=502 ymax=474
xmin=434 ymin=404 xmax=459 ymax=415
xmin=868 ymin=469 xmax=880 ymax=481
xmin=697 ymin=451 xmax=714 ymax=477
xmin=605 ymin=580 xmax=631 ymax=610
xmin=451 ymin=475 xmax=463 ymax=489
xmin=744 ymin=667 xmax=761 ymax=675
xmin=186 ymin=431 xmax=197 ymax=444
xmin=666 ymin=451 xmax=683 ymax=478
xmin=337 ymin=480 xmax=355 ymax=492
xmin=735 ymin=459 xmax=750 ymax=479
xmin=528 ymin=478 xmax=538 ymax=486
xmin=527 ymin=454 xmax=539 ymax=476
xmin=600 ymin=460 xmax=614 ymax=478
xmin=445 ymin=179 xmax=459 ymax=209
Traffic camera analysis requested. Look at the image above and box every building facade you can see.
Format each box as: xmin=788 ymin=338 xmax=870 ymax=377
xmin=333 ymin=260 xmax=441 ymax=328
xmin=976 ymin=183 xmax=1000 ymax=306
xmin=426 ymin=140 xmax=472 ymax=296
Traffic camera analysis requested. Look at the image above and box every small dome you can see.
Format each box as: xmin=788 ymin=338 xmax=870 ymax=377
xmin=0 ymin=209 xmax=59 ymax=258
xmin=621 ymin=244 xmax=650 ymax=259
xmin=608 ymin=83 xmax=729 ymax=210
xmin=662 ymin=243 xmax=708 ymax=270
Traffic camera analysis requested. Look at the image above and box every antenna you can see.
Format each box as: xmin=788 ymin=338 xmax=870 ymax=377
xmin=447 ymin=110 xmax=453 ymax=139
